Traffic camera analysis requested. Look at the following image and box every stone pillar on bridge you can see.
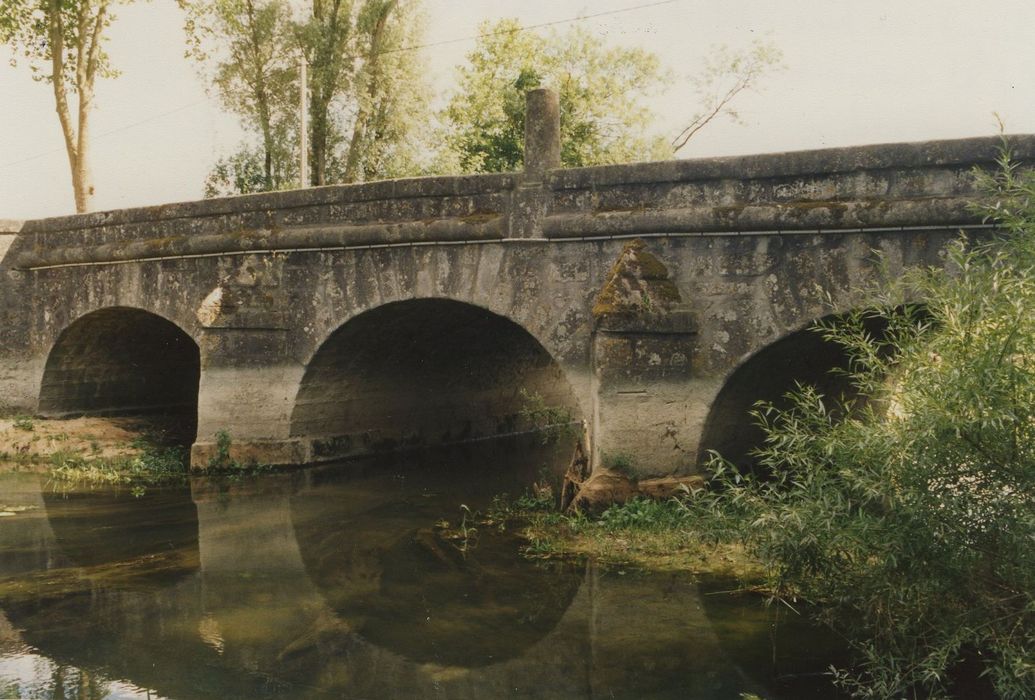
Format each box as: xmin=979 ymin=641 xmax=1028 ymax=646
xmin=523 ymin=88 xmax=561 ymax=179
xmin=507 ymin=88 xmax=561 ymax=239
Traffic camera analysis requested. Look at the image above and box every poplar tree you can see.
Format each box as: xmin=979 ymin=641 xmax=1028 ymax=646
xmin=183 ymin=0 xmax=429 ymax=195
xmin=1 ymin=0 xmax=130 ymax=213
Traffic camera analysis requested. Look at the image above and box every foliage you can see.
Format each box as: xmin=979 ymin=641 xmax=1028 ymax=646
xmin=507 ymin=489 xmax=757 ymax=576
xmin=203 ymin=143 xmax=285 ymax=197
xmin=206 ymin=428 xmax=235 ymax=469
xmin=705 ymin=143 xmax=1035 ymax=698
xmin=517 ymin=388 xmax=576 ymax=443
xmin=601 ymin=451 xmax=635 ymax=476
xmin=49 ymin=442 xmax=188 ymax=488
xmin=0 ymin=0 xmax=132 ymax=211
xmin=183 ymin=0 xmax=431 ymax=195
xmin=181 ymin=0 xmax=296 ymax=193
xmin=597 ymin=497 xmax=693 ymax=532
xmin=12 ymin=415 xmax=34 ymax=432
xmin=438 ymin=19 xmax=671 ymax=173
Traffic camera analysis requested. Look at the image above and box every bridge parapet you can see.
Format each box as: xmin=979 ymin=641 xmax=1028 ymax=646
xmin=11 ymin=173 xmax=516 ymax=269
xmin=9 ymin=131 xmax=1033 ymax=271
xmin=544 ymin=136 xmax=1034 ymax=238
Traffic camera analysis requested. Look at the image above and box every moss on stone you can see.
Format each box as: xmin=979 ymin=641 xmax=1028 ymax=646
xmin=592 ymin=239 xmax=683 ymax=319
xmin=460 ymin=212 xmax=500 ymax=224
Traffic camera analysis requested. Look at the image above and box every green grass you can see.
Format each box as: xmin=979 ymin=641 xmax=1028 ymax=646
xmin=12 ymin=415 xmax=34 ymax=432
xmin=48 ymin=443 xmax=189 ymax=488
xmin=482 ymin=491 xmax=762 ymax=578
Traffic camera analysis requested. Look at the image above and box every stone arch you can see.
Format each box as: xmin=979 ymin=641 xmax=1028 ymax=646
xmin=696 ymin=312 xmax=878 ymax=472
xmin=38 ymin=306 xmax=201 ymax=442
xmin=289 ymin=298 xmax=583 ymax=462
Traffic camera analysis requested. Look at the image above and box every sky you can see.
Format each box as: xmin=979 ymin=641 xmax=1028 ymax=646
xmin=1 ymin=0 xmax=1034 ymax=219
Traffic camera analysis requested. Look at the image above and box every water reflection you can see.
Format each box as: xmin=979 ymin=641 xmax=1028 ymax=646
xmin=0 ymin=646 xmax=165 ymax=700
xmin=0 ymin=438 xmax=841 ymax=699
xmin=288 ymin=447 xmax=582 ymax=667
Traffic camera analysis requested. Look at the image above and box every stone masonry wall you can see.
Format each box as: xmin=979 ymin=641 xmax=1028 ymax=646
xmin=1 ymin=93 xmax=1030 ymax=473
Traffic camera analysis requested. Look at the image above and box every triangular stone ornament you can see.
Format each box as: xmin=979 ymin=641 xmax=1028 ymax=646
xmin=592 ymin=239 xmax=683 ymax=324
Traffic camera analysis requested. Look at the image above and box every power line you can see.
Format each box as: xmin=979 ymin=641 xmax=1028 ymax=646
xmin=374 ymin=0 xmax=683 ymax=57
xmin=0 ymin=99 xmax=208 ymax=170
xmin=0 ymin=0 xmax=683 ymax=171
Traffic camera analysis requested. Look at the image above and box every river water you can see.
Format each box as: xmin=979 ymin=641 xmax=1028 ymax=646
xmin=0 ymin=438 xmax=845 ymax=699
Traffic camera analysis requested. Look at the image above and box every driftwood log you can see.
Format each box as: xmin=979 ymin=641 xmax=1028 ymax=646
xmin=560 ymin=434 xmax=705 ymax=515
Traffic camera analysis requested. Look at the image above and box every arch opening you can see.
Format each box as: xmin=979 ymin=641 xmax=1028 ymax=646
xmin=697 ymin=313 xmax=891 ymax=473
xmin=38 ymin=307 xmax=201 ymax=443
xmin=290 ymin=299 xmax=582 ymax=461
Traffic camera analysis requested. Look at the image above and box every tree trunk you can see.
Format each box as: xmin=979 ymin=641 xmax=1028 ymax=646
xmin=48 ymin=0 xmax=101 ymax=214
xmin=343 ymin=1 xmax=395 ymax=183
xmin=73 ymin=85 xmax=95 ymax=213
xmin=310 ymin=95 xmax=329 ymax=186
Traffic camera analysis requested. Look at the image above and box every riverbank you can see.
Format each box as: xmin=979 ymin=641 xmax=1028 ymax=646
xmin=0 ymin=415 xmax=188 ymax=485
xmin=485 ymin=493 xmax=764 ymax=580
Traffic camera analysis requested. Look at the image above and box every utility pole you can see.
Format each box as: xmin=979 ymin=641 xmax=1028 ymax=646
xmin=299 ymin=52 xmax=308 ymax=188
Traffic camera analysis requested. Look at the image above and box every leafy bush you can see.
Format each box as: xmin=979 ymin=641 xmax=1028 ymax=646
xmin=518 ymin=388 xmax=577 ymax=443
xmin=707 ymin=144 xmax=1035 ymax=698
xmin=12 ymin=415 xmax=34 ymax=432
xmin=207 ymin=429 xmax=235 ymax=469
xmin=598 ymin=497 xmax=693 ymax=532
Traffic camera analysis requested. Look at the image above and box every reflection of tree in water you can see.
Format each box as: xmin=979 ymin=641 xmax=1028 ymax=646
xmin=0 ymin=658 xmax=112 ymax=700
xmin=50 ymin=665 xmax=107 ymax=700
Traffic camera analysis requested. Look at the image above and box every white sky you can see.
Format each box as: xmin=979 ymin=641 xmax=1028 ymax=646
xmin=1 ymin=0 xmax=1033 ymax=219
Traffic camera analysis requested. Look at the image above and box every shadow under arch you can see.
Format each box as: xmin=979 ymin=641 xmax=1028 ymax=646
xmin=290 ymin=298 xmax=582 ymax=461
xmin=697 ymin=311 xmax=894 ymax=473
xmin=38 ymin=306 xmax=201 ymax=442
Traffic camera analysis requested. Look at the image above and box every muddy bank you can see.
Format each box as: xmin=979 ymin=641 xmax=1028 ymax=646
xmin=0 ymin=416 xmax=154 ymax=465
xmin=0 ymin=416 xmax=191 ymax=486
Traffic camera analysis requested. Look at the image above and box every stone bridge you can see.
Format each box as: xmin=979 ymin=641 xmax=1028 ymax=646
xmin=0 ymin=91 xmax=1027 ymax=474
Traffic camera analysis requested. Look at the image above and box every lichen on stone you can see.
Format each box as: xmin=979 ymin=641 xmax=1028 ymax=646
xmin=592 ymin=239 xmax=682 ymax=319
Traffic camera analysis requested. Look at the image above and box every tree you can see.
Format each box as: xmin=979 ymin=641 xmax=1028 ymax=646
xmin=1 ymin=0 xmax=129 ymax=213
xmin=704 ymin=143 xmax=1035 ymax=698
xmin=180 ymin=0 xmax=296 ymax=192
xmin=439 ymin=22 xmax=783 ymax=173
xmin=671 ymin=39 xmax=783 ymax=153
xmin=439 ymin=19 xmax=671 ymax=173
xmin=339 ymin=0 xmax=426 ymax=182
xmin=183 ymin=0 xmax=429 ymax=195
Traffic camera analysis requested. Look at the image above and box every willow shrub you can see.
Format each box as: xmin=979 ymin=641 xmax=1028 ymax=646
xmin=704 ymin=146 xmax=1035 ymax=699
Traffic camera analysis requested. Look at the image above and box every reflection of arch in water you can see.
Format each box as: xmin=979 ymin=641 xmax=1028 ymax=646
xmin=0 ymin=469 xmax=771 ymax=699
xmin=290 ymin=299 xmax=583 ymax=462
xmin=193 ymin=468 xmax=765 ymax=697
xmin=288 ymin=442 xmax=583 ymax=667
xmin=38 ymin=306 xmax=201 ymax=442
xmin=698 ymin=312 xmax=892 ymax=472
